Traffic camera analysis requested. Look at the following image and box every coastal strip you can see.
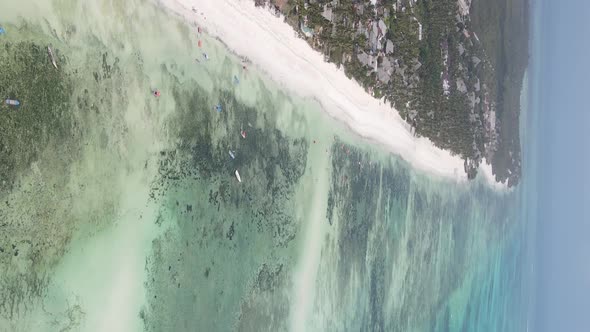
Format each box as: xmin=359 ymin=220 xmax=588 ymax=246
xmin=155 ymin=0 xmax=506 ymax=188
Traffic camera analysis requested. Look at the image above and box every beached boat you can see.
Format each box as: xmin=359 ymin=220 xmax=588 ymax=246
xmin=47 ymin=46 xmax=57 ymax=69
xmin=5 ymin=99 xmax=20 ymax=106
xmin=235 ymin=170 xmax=242 ymax=182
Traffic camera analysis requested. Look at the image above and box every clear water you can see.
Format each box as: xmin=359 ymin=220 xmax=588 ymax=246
xmin=0 ymin=0 xmax=533 ymax=331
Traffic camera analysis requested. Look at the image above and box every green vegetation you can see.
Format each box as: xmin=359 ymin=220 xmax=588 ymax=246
xmin=151 ymin=86 xmax=308 ymax=248
xmin=0 ymin=39 xmax=76 ymax=320
xmin=411 ymin=0 xmax=479 ymax=159
xmin=470 ymin=0 xmax=529 ymax=186
xmin=143 ymin=85 xmax=309 ymax=332
xmin=266 ymin=0 xmax=528 ymax=185
xmin=0 ymin=32 xmax=128 ymax=321
xmin=0 ymin=42 xmax=75 ymax=192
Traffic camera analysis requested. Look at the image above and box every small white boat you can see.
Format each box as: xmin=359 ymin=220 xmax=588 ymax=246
xmin=5 ymin=99 xmax=20 ymax=106
xmin=47 ymin=46 xmax=57 ymax=69
xmin=235 ymin=170 xmax=242 ymax=183
xmin=229 ymin=150 xmax=235 ymax=159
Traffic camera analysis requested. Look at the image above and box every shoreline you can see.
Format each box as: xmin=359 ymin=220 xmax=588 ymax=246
xmin=470 ymin=0 xmax=530 ymax=187
xmin=155 ymin=0 xmax=507 ymax=189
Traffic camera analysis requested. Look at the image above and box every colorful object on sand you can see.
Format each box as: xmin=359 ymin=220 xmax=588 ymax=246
xmin=215 ymin=104 xmax=222 ymax=112
xmin=0 ymin=27 xmax=5 ymax=35
xmin=153 ymin=90 xmax=161 ymax=97
xmin=198 ymin=40 xmax=202 ymax=48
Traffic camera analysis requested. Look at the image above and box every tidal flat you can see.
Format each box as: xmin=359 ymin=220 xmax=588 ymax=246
xmin=0 ymin=1 xmax=530 ymax=331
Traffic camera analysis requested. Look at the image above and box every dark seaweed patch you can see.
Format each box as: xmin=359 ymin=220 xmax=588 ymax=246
xmin=325 ymin=138 xmax=516 ymax=331
xmin=143 ymin=80 xmax=307 ymax=331
xmin=0 ymin=42 xmax=74 ymax=192
xmin=150 ymin=85 xmax=308 ymax=248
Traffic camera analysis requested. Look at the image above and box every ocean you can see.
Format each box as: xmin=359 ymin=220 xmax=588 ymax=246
xmin=0 ymin=0 xmax=534 ymax=331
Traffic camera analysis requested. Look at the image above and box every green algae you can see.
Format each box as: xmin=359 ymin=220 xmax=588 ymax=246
xmin=0 ymin=37 xmax=77 ymax=321
xmin=151 ymin=84 xmax=308 ymax=247
xmin=0 ymin=20 xmax=133 ymax=323
xmin=0 ymin=1 xmax=529 ymax=330
xmin=0 ymin=41 xmax=74 ymax=193
xmin=318 ymin=139 xmax=518 ymax=331
xmin=142 ymin=82 xmax=309 ymax=331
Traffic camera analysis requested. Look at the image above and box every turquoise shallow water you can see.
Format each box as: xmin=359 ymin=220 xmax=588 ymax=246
xmin=0 ymin=0 xmax=532 ymax=331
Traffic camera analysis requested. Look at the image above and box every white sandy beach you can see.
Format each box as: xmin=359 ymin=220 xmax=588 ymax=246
xmin=155 ymin=0 xmax=509 ymax=187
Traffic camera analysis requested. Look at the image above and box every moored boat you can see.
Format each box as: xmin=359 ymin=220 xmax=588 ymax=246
xmin=235 ymin=170 xmax=242 ymax=183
